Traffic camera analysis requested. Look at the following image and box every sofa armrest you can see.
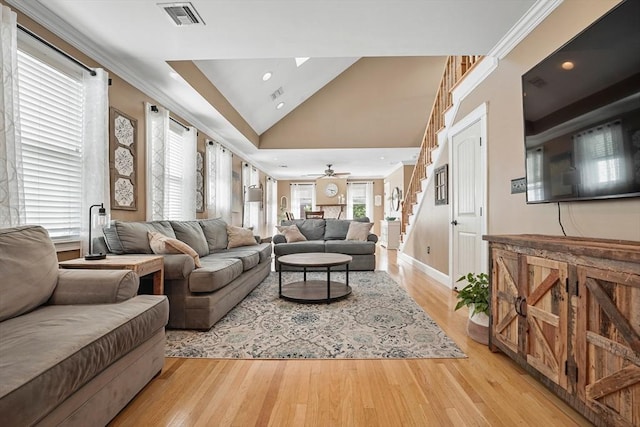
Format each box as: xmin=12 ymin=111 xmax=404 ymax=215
xmin=162 ymin=254 xmax=195 ymax=279
xmin=272 ymin=234 xmax=287 ymax=244
xmin=367 ymin=233 xmax=378 ymax=243
xmin=50 ymin=269 xmax=139 ymax=305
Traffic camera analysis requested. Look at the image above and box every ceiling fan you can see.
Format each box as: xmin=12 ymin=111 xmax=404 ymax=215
xmin=307 ymin=164 xmax=350 ymax=178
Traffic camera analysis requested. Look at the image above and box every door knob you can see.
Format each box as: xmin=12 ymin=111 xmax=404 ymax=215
xmin=451 ymin=220 xmax=458 ymax=226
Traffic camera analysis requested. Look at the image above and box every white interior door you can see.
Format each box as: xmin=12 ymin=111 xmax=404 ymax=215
xmin=451 ymin=120 xmax=483 ymax=290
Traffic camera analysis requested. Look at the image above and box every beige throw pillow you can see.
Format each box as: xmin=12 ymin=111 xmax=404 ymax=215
xmin=148 ymin=231 xmax=202 ymax=268
xmin=345 ymin=222 xmax=373 ymax=241
xmin=226 ymin=225 xmax=258 ymax=249
xmin=276 ymin=224 xmax=307 ymax=243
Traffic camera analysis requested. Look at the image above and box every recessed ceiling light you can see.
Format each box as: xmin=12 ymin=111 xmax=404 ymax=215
xmin=276 ymin=102 xmax=285 ymax=110
xmin=295 ymin=57 xmax=310 ymax=67
xmin=169 ymin=71 xmax=181 ymax=80
xmin=561 ymin=61 xmax=574 ymax=70
xmin=262 ymin=71 xmax=272 ymax=81
xmin=380 ymin=156 xmax=385 ymax=160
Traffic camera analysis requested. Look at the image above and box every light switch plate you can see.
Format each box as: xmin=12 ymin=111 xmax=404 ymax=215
xmin=511 ymin=177 xmax=526 ymax=194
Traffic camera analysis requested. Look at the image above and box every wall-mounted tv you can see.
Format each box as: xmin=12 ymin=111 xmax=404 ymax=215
xmin=522 ymin=0 xmax=640 ymax=204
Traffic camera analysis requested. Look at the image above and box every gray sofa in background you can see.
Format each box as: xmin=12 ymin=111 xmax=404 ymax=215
xmin=273 ymin=218 xmax=377 ymax=271
xmin=96 ymin=218 xmax=272 ymax=330
xmin=0 ymin=225 xmax=169 ymax=427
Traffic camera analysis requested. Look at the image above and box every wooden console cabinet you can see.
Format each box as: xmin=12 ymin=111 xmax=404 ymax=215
xmin=484 ymin=234 xmax=640 ymax=427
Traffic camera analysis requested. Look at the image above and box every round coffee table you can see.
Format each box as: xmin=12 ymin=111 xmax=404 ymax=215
xmin=277 ymin=252 xmax=353 ymax=304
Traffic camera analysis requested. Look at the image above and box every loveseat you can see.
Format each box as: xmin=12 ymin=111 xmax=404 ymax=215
xmin=95 ymin=218 xmax=272 ymax=330
xmin=273 ymin=218 xmax=377 ymax=271
xmin=0 ymin=225 xmax=169 ymax=426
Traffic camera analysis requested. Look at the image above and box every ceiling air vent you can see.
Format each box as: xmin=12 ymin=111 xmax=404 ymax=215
xmin=158 ymin=2 xmax=205 ymax=26
xmin=527 ymin=76 xmax=547 ymax=88
xmin=270 ymin=87 xmax=284 ymax=101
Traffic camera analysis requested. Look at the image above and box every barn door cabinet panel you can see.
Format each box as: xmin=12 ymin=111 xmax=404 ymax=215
xmin=484 ymin=234 xmax=640 ymax=427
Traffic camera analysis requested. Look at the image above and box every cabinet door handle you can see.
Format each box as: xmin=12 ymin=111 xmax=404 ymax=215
xmin=451 ymin=220 xmax=458 ymax=226
xmin=514 ymin=297 xmax=527 ymax=317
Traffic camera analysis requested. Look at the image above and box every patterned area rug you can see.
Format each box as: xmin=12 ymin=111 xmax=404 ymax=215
xmin=165 ymin=271 xmax=466 ymax=359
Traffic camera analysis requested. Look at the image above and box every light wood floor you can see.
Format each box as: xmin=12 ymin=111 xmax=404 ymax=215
xmin=110 ymin=248 xmax=592 ymax=427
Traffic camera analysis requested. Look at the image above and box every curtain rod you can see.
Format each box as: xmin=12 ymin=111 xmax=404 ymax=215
xmin=17 ymin=24 xmax=96 ymax=76
xmin=169 ymin=116 xmax=190 ymax=131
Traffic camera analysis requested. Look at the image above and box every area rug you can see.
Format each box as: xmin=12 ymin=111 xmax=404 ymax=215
xmin=165 ymin=271 xmax=466 ymax=359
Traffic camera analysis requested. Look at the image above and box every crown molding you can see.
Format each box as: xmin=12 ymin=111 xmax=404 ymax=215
xmin=5 ymin=0 xmax=258 ymax=163
xmin=487 ymin=0 xmax=563 ymax=59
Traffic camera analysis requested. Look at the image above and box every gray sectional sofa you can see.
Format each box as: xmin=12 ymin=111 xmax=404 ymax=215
xmin=273 ymin=218 xmax=377 ymax=271
xmin=0 ymin=225 xmax=169 ymax=426
xmin=96 ymin=218 xmax=272 ymax=330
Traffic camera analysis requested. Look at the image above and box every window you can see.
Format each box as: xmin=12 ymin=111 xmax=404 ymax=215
xmin=145 ymin=104 xmax=196 ymax=221
xmin=165 ymin=121 xmax=187 ymax=220
xmin=346 ymin=182 xmax=373 ymax=219
xmin=290 ymin=183 xmax=315 ymax=219
xmin=16 ymin=49 xmax=83 ymax=240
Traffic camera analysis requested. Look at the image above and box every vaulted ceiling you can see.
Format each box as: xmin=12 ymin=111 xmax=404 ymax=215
xmin=7 ymin=0 xmax=541 ymax=178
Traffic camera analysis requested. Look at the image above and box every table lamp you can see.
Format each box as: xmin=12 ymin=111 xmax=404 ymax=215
xmin=85 ymin=203 xmax=109 ymax=260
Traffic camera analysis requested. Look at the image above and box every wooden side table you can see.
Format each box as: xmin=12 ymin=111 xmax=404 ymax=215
xmin=59 ymin=255 xmax=165 ymax=295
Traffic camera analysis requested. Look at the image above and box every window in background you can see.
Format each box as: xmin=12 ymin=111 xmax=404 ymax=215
xmin=165 ymin=121 xmax=187 ymax=220
xmin=346 ymin=182 xmax=373 ymax=219
xmin=290 ymin=183 xmax=315 ymax=219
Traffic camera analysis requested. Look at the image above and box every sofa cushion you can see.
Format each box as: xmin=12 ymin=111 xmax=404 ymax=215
xmin=103 ymin=220 xmax=175 ymax=254
xmin=148 ymin=231 xmax=201 ymax=268
xmin=226 ymin=225 xmax=258 ymax=249
xmin=273 ymin=240 xmax=326 ymax=256
xmin=280 ymin=219 xmax=325 ymax=240
xmin=210 ymin=250 xmax=260 ymax=271
xmin=346 ymin=221 xmax=374 ymax=241
xmin=189 ymin=258 xmax=243 ymax=292
xmin=250 ymin=242 xmax=273 ymax=263
xmin=199 ymin=218 xmax=228 ymax=252
xmin=325 ymin=240 xmax=377 ymax=255
xmin=275 ymin=224 xmax=307 ymax=242
xmin=0 ymin=226 xmax=58 ymax=322
xmin=324 ymin=219 xmax=352 ymax=240
xmin=0 ymin=295 xmax=168 ymax=427
xmin=170 ymin=221 xmax=209 ymax=257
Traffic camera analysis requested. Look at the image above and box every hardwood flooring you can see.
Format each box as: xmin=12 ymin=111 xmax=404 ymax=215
xmin=110 ymin=248 xmax=592 ymax=426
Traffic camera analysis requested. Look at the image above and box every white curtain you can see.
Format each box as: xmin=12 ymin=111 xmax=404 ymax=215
xmin=364 ymin=181 xmax=374 ymax=219
xmin=242 ymin=162 xmax=260 ymax=230
xmin=145 ymin=102 xmax=169 ymax=220
xmin=346 ymin=183 xmax=354 ymax=220
xmin=180 ymin=126 xmax=197 ymax=220
xmin=265 ymin=177 xmax=277 ymax=234
xmin=206 ymin=141 xmax=232 ymax=222
xmin=80 ymin=68 xmax=110 ymax=254
xmin=0 ymin=5 xmax=25 ymax=227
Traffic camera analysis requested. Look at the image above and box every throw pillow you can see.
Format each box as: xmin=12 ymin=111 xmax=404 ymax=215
xmin=148 ymin=231 xmax=202 ymax=268
xmin=345 ymin=221 xmax=373 ymax=241
xmin=226 ymin=225 xmax=258 ymax=249
xmin=276 ymin=224 xmax=307 ymax=243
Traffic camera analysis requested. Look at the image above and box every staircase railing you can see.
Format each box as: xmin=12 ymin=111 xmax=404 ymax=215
xmin=401 ymin=55 xmax=482 ymax=236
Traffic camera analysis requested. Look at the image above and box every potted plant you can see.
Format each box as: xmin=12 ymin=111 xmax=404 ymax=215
xmin=454 ymin=272 xmax=490 ymax=345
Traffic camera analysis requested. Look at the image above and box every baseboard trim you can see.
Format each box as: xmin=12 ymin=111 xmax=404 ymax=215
xmin=397 ymin=252 xmax=451 ymax=288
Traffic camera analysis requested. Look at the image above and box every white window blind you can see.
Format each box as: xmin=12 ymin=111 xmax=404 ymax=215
xmin=16 ymin=49 xmax=84 ymax=240
xmin=166 ymin=122 xmax=186 ymax=220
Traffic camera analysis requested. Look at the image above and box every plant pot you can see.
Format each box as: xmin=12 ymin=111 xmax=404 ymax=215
xmin=466 ymin=305 xmax=489 ymax=345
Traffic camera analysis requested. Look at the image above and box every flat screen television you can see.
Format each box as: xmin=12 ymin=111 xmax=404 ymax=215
xmin=522 ymin=0 xmax=640 ymax=203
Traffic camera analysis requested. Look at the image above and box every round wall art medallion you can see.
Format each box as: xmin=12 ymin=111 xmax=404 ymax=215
xmin=114 ymin=116 xmax=134 ymax=146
